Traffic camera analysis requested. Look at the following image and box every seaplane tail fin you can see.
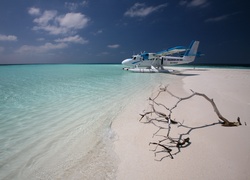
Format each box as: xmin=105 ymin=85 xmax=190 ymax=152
xmin=183 ymin=41 xmax=200 ymax=62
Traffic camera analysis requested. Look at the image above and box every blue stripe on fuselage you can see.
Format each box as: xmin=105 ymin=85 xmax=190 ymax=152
xmin=132 ymin=61 xmax=141 ymax=64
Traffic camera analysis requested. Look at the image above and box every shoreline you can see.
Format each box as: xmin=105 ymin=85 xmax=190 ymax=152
xmin=112 ymin=68 xmax=250 ymax=179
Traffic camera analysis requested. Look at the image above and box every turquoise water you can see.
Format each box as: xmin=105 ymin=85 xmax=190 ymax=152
xmin=0 ymin=64 xmax=174 ymax=179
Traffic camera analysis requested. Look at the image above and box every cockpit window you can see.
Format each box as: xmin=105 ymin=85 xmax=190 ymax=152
xmin=133 ymin=57 xmax=136 ymax=60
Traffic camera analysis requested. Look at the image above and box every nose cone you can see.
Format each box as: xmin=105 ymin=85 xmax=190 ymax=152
xmin=122 ymin=58 xmax=132 ymax=66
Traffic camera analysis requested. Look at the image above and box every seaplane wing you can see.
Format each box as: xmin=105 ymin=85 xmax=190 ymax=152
xmin=156 ymin=46 xmax=187 ymax=56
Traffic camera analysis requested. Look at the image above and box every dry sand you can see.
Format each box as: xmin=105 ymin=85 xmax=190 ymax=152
xmin=112 ymin=68 xmax=250 ymax=180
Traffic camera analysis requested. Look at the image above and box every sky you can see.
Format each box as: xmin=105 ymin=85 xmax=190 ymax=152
xmin=0 ymin=0 xmax=249 ymax=65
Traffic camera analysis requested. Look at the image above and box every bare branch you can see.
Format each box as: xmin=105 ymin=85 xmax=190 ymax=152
xmin=140 ymin=85 xmax=241 ymax=160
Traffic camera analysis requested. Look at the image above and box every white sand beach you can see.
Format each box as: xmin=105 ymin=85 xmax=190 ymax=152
xmin=112 ymin=68 xmax=250 ymax=180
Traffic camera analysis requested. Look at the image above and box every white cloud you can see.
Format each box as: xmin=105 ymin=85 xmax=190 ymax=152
xmin=58 ymin=13 xmax=89 ymax=29
xmin=16 ymin=43 xmax=67 ymax=53
xmin=96 ymin=30 xmax=103 ymax=34
xmin=28 ymin=7 xmax=40 ymax=15
xmin=33 ymin=10 xmax=57 ymax=25
xmin=179 ymin=0 xmax=187 ymax=6
xmin=55 ymin=35 xmax=88 ymax=44
xmin=92 ymin=29 xmax=103 ymax=35
xmin=80 ymin=1 xmax=88 ymax=7
xmin=124 ymin=3 xmax=167 ymax=18
xmin=37 ymin=38 xmax=45 ymax=41
xmin=179 ymin=0 xmax=209 ymax=8
xmin=205 ymin=15 xmax=228 ymax=22
xmin=205 ymin=12 xmax=240 ymax=23
xmin=189 ymin=0 xmax=208 ymax=7
xmin=23 ymin=8 xmax=89 ymax=54
xmin=65 ymin=1 xmax=88 ymax=11
xmin=108 ymin=44 xmax=120 ymax=48
xmin=0 ymin=34 xmax=17 ymax=41
xmin=33 ymin=24 xmax=68 ymax=35
xmin=65 ymin=2 xmax=78 ymax=11
xmin=30 ymin=8 xmax=90 ymax=35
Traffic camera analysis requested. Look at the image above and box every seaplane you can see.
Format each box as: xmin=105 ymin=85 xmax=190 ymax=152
xmin=122 ymin=40 xmax=200 ymax=73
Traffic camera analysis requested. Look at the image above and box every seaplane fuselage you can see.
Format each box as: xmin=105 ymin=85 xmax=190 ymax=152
xmin=122 ymin=54 xmax=193 ymax=67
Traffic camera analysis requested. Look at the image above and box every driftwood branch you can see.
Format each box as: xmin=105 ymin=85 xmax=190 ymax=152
xmin=166 ymin=88 xmax=242 ymax=126
xmin=140 ymin=85 xmax=241 ymax=160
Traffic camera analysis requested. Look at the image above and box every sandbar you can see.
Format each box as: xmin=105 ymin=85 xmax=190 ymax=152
xmin=112 ymin=67 xmax=250 ymax=180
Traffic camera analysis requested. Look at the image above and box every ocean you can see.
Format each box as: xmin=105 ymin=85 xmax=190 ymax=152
xmin=0 ymin=64 xmax=175 ymax=179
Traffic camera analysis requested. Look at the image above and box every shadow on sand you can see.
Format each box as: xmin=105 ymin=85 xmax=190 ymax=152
xmin=150 ymin=121 xmax=222 ymax=161
xmin=168 ymin=68 xmax=210 ymax=76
